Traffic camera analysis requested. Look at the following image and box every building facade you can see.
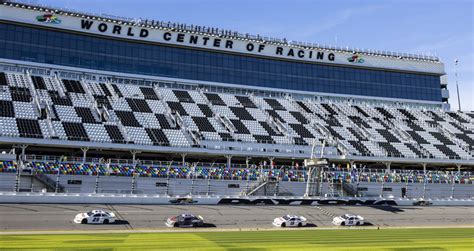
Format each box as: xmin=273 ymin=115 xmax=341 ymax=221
xmin=0 ymin=2 xmax=449 ymax=108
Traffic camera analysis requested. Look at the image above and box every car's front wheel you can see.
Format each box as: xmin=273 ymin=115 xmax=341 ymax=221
xmin=281 ymin=223 xmax=286 ymax=227
xmin=341 ymin=222 xmax=345 ymax=226
xmin=81 ymin=219 xmax=87 ymax=224
xmin=103 ymin=219 xmax=109 ymax=224
xmin=174 ymin=223 xmax=179 ymax=228
xmin=298 ymin=223 xmax=302 ymax=227
xmin=356 ymin=222 xmax=360 ymax=226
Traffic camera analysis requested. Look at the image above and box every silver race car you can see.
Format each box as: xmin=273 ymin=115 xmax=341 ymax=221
xmin=166 ymin=213 xmax=204 ymax=228
xmin=73 ymin=210 xmax=116 ymax=224
xmin=273 ymin=215 xmax=307 ymax=227
xmin=332 ymin=214 xmax=364 ymax=226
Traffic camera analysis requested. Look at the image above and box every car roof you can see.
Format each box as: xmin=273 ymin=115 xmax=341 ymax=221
xmin=344 ymin=214 xmax=358 ymax=218
xmin=181 ymin=213 xmax=196 ymax=217
xmin=91 ymin=210 xmax=108 ymax=214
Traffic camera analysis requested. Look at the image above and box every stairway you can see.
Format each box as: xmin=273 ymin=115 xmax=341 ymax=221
xmin=242 ymin=177 xmax=280 ymax=196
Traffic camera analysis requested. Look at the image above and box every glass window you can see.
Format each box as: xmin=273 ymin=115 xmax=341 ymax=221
xmin=0 ymin=22 xmax=442 ymax=102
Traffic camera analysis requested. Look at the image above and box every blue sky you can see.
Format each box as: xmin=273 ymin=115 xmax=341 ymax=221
xmin=32 ymin=0 xmax=474 ymax=111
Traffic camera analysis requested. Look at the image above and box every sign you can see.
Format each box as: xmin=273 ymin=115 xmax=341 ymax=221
xmin=0 ymin=5 xmax=446 ymax=74
xmin=347 ymin=55 xmax=365 ymax=63
xmin=78 ymin=19 xmax=336 ymax=63
xmin=36 ymin=13 xmax=61 ymax=24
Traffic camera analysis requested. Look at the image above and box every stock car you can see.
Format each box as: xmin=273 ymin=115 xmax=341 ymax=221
xmin=332 ymin=214 xmax=364 ymax=226
xmin=166 ymin=214 xmax=204 ymax=228
xmin=73 ymin=210 xmax=116 ymax=224
xmin=272 ymin=215 xmax=307 ymax=227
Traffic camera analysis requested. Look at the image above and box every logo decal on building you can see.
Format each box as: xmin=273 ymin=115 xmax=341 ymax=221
xmin=36 ymin=14 xmax=61 ymax=24
xmin=347 ymin=55 xmax=365 ymax=63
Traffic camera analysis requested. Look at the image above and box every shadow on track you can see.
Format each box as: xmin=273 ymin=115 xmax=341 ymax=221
xmin=111 ymin=220 xmax=130 ymax=225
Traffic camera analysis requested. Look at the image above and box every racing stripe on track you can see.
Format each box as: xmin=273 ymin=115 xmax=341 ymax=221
xmin=314 ymin=206 xmax=336 ymax=217
xmin=106 ymin=204 xmax=133 ymax=230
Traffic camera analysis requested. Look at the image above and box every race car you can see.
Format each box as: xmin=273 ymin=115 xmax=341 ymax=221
xmin=272 ymin=215 xmax=307 ymax=227
xmin=332 ymin=214 xmax=364 ymax=226
xmin=165 ymin=213 xmax=204 ymax=228
xmin=73 ymin=210 xmax=116 ymax=224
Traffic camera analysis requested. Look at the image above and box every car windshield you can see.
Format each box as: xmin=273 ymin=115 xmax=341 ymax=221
xmin=86 ymin=211 xmax=94 ymax=216
xmin=282 ymin=215 xmax=291 ymax=220
xmin=341 ymin=215 xmax=350 ymax=219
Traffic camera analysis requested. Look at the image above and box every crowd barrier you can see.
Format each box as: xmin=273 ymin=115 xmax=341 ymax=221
xmin=0 ymin=192 xmax=472 ymax=206
xmin=1 ymin=160 xmax=472 ymax=184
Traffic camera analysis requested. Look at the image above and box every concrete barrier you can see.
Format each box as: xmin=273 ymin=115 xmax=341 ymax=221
xmin=0 ymin=192 xmax=472 ymax=206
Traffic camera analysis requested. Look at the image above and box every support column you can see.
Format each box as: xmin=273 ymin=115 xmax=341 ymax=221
xmin=15 ymin=145 xmax=28 ymax=192
xmin=20 ymin=145 xmax=28 ymax=162
xmin=245 ymin=157 xmax=251 ymax=194
xmin=130 ymin=150 xmax=140 ymax=195
xmin=318 ymin=166 xmax=325 ymax=197
xmin=304 ymin=166 xmax=313 ymax=198
xmin=450 ymin=173 xmax=456 ymax=199
xmin=55 ymin=166 xmax=61 ymax=193
xmin=81 ymin=147 xmax=89 ymax=164
xmin=268 ymin=157 xmax=275 ymax=170
xmin=245 ymin=157 xmax=251 ymax=169
xmin=130 ymin=150 xmax=141 ymax=165
xmin=225 ymin=155 xmax=232 ymax=169
xmin=206 ymin=176 xmax=211 ymax=196
xmin=421 ymin=163 xmax=427 ymax=199
xmin=385 ymin=162 xmax=391 ymax=173
xmin=165 ymin=163 xmax=171 ymax=196
xmin=189 ymin=163 xmax=196 ymax=195
xmin=181 ymin=153 xmax=187 ymax=168
xmin=380 ymin=175 xmax=385 ymax=198
xmin=452 ymin=164 xmax=462 ymax=199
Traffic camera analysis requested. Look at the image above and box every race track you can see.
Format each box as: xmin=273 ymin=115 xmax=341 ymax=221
xmin=0 ymin=204 xmax=472 ymax=231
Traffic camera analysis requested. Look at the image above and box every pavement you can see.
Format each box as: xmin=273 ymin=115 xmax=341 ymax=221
xmin=0 ymin=204 xmax=472 ymax=232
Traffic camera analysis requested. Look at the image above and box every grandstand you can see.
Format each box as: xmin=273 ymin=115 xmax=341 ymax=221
xmin=0 ymin=1 xmax=472 ymax=200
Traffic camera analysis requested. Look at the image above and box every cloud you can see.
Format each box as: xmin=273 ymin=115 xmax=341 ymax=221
xmin=408 ymin=35 xmax=473 ymax=55
xmin=292 ymin=5 xmax=387 ymax=40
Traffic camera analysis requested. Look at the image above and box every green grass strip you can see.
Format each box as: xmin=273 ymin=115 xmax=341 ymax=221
xmin=0 ymin=228 xmax=472 ymax=250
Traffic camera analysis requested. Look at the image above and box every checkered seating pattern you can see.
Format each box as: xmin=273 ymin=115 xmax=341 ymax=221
xmin=0 ymin=70 xmax=472 ymax=160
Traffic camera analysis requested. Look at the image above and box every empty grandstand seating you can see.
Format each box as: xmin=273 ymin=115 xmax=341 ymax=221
xmin=0 ymin=70 xmax=472 ymax=161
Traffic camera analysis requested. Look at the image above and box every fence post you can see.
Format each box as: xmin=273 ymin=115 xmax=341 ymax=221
xmin=55 ymin=167 xmax=61 ymax=193
xmin=206 ymin=176 xmax=211 ymax=196
xmin=94 ymin=171 xmax=99 ymax=194
xmin=131 ymin=173 xmax=136 ymax=195
xmin=450 ymin=174 xmax=455 ymax=199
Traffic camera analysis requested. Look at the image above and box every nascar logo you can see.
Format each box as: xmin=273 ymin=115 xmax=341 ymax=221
xmin=36 ymin=14 xmax=62 ymax=24
xmin=347 ymin=55 xmax=365 ymax=63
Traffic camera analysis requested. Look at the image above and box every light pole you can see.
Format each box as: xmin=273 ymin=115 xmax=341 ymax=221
xmin=454 ymin=59 xmax=461 ymax=111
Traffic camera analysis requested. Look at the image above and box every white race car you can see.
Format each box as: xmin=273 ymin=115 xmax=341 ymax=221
xmin=273 ymin=215 xmax=307 ymax=227
xmin=332 ymin=214 xmax=364 ymax=226
xmin=73 ymin=210 xmax=116 ymax=224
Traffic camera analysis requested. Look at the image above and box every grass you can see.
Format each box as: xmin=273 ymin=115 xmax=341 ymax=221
xmin=0 ymin=228 xmax=472 ymax=250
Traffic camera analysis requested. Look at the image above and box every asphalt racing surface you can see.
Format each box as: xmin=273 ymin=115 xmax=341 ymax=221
xmin=0 ymin=204 xmax=472 ymax=231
